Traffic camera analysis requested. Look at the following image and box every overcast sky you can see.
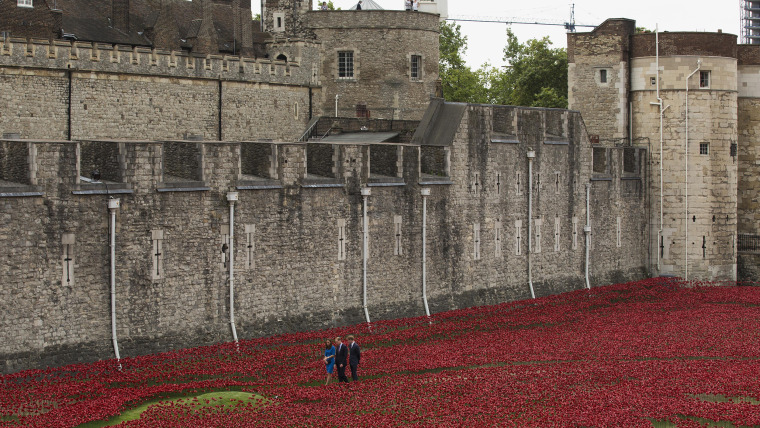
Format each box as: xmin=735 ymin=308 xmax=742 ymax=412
xmin=253 ymin=1 xmax=742 ymax=69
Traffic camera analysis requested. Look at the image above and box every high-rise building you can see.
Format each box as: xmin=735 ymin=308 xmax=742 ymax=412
xmin=744 ymin=0 xmax=760 ymax=44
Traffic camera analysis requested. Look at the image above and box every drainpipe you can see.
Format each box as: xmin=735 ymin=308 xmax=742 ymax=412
xmin=227 ymin=191 xmax=239 ymax=344
xmin=527 ymin=150 xmax=536 ymax=299
xmin=421 ymin=187 xmax=431 ymax=318
xmin=685 ymin=60 xmax=701 ymax=281
xmin=649 ymin=25 xmax=671 ymax=273
xmin=108 ymin=198 xmax=122 ymax=370
xmin=360 ymin=187 xmax=371 ymax=324
xmin=335 ymin=94 xmax=340 ymax=117
xmin=584 ymin=183 xmax=591 ymax=290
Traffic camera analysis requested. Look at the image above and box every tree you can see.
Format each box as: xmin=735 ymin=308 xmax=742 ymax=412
xmin=439 ymin=22 xmax=490 ymax=104
xmin=314 ymin=1 xmax=340 ymax=10
xmin=489 ymin=29 xmax=568 ymax=108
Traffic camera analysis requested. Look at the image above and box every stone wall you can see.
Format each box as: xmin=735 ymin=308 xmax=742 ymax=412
xmin=0 ymin=39 xmax=318 ymax=141
xmin=306 ymin=10 xmax=440 ymax=121
xmin=0 ymin=104 xmax=649 ymax=373
xmin=738 ymin=97 xmax=760 ymax=235
xmin=567 ymin=19 xmax=634 ymax=144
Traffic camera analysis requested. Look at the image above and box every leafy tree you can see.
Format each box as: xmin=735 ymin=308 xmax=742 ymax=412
xmin=489 ymin=29 xmax=567 ymax=108
xmin=439 ymin=22 xmax=490 ymax=104
xmin=315 ymin=1 xmax=340 ymax=10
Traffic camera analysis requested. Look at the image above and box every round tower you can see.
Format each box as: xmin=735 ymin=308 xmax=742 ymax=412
xmin=629 ymin=31 xmax=738 ymax=281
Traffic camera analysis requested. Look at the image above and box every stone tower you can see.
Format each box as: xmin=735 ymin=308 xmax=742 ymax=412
xmin=261 ymin=0 xmax=313 ymax=39
xmin=569 ymin=19 xmax=739 ymax=281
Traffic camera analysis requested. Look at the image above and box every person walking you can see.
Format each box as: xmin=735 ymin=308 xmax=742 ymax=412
xmin=347 ymin=335 xmax=361 ymax=381
xmin=356 ymin=1 xmax=362 ymax=10
xmin=412 ymin=0 xmax=419 ymax=11
xmin=335 ymin=336 xmax=349 ymax=383
xmin=320 ymin=1 xmax=328 ymax=10
xmin=322 ymin=339 xmax=336 ymax=385
xmin=404 ymin=0 xmax=411 ymax=11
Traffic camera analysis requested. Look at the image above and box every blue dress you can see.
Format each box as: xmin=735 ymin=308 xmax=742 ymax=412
xmin=324 ymin=345 xmax=336 ymax=374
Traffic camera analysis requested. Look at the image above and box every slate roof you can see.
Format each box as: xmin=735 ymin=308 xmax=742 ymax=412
xmin=411 ymin=98 xmax=467 ymax=146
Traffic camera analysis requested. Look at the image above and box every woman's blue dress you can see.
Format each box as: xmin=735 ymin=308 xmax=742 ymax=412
xmin=324 ymin=345 xmax=336 ymax=374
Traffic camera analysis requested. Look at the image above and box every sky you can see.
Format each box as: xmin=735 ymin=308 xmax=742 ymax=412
xmin=252 ymin=0 xmax=742 ymax=69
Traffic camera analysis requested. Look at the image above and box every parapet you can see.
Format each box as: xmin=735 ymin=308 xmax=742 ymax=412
xmin=304 ymin=10 xmax=440 ymax=32
xmin=0 ymin=37 xmax=321 ymax=87
xmin=631 ymin=32 xmax=738 ymax=59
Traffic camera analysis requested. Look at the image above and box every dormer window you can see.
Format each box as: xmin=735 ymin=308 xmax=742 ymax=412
xmin=18 ymin=0 xmax=33 ymax=7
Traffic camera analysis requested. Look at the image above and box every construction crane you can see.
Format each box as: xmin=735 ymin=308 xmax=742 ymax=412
xmin=446 ymin=4 xmax=596 ymax=33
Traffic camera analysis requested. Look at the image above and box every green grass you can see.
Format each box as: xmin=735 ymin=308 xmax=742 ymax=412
xmin=77 ymin=391 xmax=269 ymax=427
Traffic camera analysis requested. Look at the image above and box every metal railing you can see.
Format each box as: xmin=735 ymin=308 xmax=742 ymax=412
xmin=738 ymin=234 xmax=760 ymax=253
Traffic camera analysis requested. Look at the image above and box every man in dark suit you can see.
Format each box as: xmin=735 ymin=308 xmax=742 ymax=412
xmin=347 ymin=335 xmax=361 ymax=381
xmin=335 ymin=336 xmax=349 ymax=383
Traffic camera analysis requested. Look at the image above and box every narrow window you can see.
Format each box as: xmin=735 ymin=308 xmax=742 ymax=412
xmin=699 ymin=142 xmax=709 ymax=156
xmin=599 ymin=69 xmax=607 ymax=83
xmin=245 ymin=224 xmax=255 ymax=270
xmin=473 ymin=223 xmax=481 ymax=260
xmin=616 ymin=217 xmax=622 ymax=248
xmin=337 ymin=219 xmax=347 ymax=261
xmin=471 ymin=172 xmax=480 ymax=195
xmin=731 ymin=143 xmax=738 ymax=158
xmin=534 ymin=218 xmax=542 ymax=253
xmin=699 ymin=70 xmax=710 ymax=88
xmin=554 ymin=172 xmax=560 ymax=194
xmin=495 ymin=219 xmax=503 ymax=259
xmin=17 ymin=0 xmax=33 ymax=7
xmin=515 ymin=220 xmax=522 ymax=255
xmin=496 ymin=173 xmax=501 ymax=195
xmin=572 ymin=217 xmax=578 ymax=250
xmin=554 ymin=216 xmax=561 ymax=252
xmin=338 ymin=51 xmax=354 ymax=79
xmin=220 ymin=225 xmax=230 ymax=271
xmin=61 ymin=233 xmax=75 ymax=286
xmin=515 ymin=171 xmax=522 ymax=195
xmin=152 ymin=230 xmax=164 ymax=281
xmin=650 ymin=77 xmax=656 ymax=86
xmin=410 ymin=55 xmax=422 ymax=80
xmin=393 ymin=215 xmax=402 ymax=256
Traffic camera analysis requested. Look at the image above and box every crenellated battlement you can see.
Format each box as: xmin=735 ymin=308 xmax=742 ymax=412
xmin=0 ymin=37 xmax=321 ymax=87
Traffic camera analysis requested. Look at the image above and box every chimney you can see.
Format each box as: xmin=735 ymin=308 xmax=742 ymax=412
xmin=112 ymin=0 xmax=130 ymax=33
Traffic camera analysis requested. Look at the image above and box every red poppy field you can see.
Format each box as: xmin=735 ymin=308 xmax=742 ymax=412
xmin=2 ymin=277 xmax=760 ymax=427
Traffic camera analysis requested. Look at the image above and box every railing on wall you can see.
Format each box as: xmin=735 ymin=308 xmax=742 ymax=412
xmin=738 ymin=234 xmax=760 ymax=253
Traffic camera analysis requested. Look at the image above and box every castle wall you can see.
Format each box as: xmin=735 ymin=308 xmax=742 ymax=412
xmin=738 ymin=64 xmax=760 ymax=236
xmin=631 ymin=57 xmax=738 ymax=280
xmin=567 ymin=19 xmax=634 ymax=145
xmin=306 ymin=11 xmax=440 ymax=121
xmin=0 ymin=104 xmax=648 ymax=373
xmin=0 ymin=39 xmax=319 ymax=141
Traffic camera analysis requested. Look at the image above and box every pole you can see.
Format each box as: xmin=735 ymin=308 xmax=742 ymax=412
xmin=108 ymin=198 xmax=121 ymax=371
xmin=421 ymin=187 xmax=431 ymax=318
xmin=361 ymin=188 xmax=371 ymax=325
xmin=227 ymin=192 xmax=239 ymax=345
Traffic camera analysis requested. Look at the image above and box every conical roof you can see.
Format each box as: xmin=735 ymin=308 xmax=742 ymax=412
xmin=348 ymin=0 xmax=384 ymax=10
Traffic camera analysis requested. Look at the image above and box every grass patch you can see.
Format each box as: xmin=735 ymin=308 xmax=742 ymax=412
xmin=76 ymin=391 xmax=269 ymax=427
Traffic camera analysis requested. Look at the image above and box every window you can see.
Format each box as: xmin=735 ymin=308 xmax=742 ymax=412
xmin=731 ymin=142 xmax=738 ymax=157
xmin=650 ymin=77 xmax=656 ymax=86
xmin=699 ymin=71 xmax=710 ymax=88
xmin=338 ymin=51 xmax=354 ymax=79
xmin=410 ymin=55 xmax=422 ymax=80
xmin=17 ymin=0 xmax=33 ymax=7
xmin=699 ymin=142 xmax=709 ymax=156
xmin=599 ymin=69 xmax=607 ymax=83
xmin=273 ymin=13 xmax=284 ymax=32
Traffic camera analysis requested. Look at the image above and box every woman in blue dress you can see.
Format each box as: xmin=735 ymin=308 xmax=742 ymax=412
xmin=323 ymin=339 xmax=336 ymax=385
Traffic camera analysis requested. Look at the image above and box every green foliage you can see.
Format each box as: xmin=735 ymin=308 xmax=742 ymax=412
xmin=636 ymin=26 xmax=653 ymax=33
xmin=438 ymin=22 xmax=490 ymax=104
xmin=492 ymin=29 xmax=568 ymax=108
xmin=439 ymin=25 xmax=568 ymax=108
xmin=316 ymin=1 xmax=340 ymax=10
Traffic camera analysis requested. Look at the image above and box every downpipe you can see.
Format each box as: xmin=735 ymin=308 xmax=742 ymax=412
xmin=584 ymin=183 xmax=591 ymax=290
xmin=361 ymin=188 xmax=371 ymax=325
xmin=527 ymin=151 xmax=536 ymax=299
xmin=227 ymin=192 xmax=239 ymax=346
xmin=421 ymin=187 xmax=431 ymax=319
xmin=108 ymin=198 xmax=122 ymax=371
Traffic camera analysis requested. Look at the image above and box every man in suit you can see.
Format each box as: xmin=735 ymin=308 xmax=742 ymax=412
xmin=347 ymin=335 xmax=361 ymax=381
xmin=335 ymin=336 xmax=349 ymax=383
